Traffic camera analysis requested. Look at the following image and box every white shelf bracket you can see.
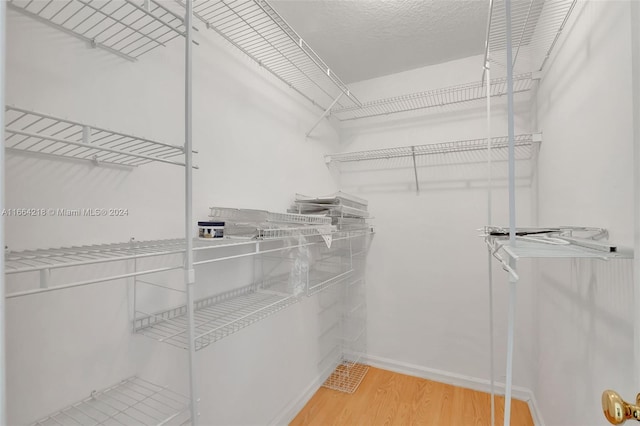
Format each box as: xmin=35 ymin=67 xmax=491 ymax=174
xmin=306 ymin=93 xmax=343 ymax=138
xmin=411 ymin=146 xmax=420 ymax=196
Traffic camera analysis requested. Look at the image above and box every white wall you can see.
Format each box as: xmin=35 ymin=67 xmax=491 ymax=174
xmin=533 ymin=1 xmax=635 ymax=424
xmin=5 ymin=7 xmax=341 ymax=425
xmin=334 ymin=55 xmax=539 ymax=393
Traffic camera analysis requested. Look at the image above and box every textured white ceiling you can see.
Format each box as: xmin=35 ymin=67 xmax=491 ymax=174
xmin=270 ymin=0 xmax=489 ymax=84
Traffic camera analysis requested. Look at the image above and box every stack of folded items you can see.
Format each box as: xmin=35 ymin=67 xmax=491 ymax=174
xmin=289 ymin=192 xmax=370 ymax=231
xmin=207 ymin=206 xmax=335 ymax=239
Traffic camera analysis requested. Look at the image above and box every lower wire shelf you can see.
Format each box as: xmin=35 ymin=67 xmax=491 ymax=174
xmin=134 ymin=283 xmax=300 ymax=351
xmin=32 ymin=376 xmax=190 ymax=426
xmin=322 ymin=362 xmax=369 ymax=394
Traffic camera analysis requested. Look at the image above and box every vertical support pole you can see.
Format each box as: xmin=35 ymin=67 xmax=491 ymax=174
xmin=131 ymin=237 xmax=137 ymax=332
xmin=0 ymin=0 xmax=6 ymax=423
xmin=411 ymin=146 xmax=420 ymax=196
xmin=631 ymin=0 xmax=640 ymax=392
xmin=504 ymin=0 xmax=516 ymax=424
xmin=485 ymin=55 xmax=495 ymax=426
xmin=184 ymin=0 xmax=198 ymax=424
xmin=504 ymin=265 xmax=517 ymax=426
xmin=505 ymin=0 xmax=516 ymax=247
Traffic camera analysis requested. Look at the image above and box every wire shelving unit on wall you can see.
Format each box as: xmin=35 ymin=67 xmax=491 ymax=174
xmin=485 ymin=0 xmax=578 ymax=76
xmin=7 ymin=0 xmax=186 ymax=61
xmin=326 ymin=134 xmax=541 ymax=194
xmin=326 ymin=134 xmax=540 ymax=165
xmin=330 ymin=73 xmax=533 ymax=121
xmin=180 ymin=0 xmax=360 ymax=112
xmin=31 ymin=376 xmax=191 ymax=426
xmin=134 ymin=281 xmax=300 ymax=351
xmin=133 ymin=229 xmax=370 ymax=351
xmin=4 ymin=106 xmax=196 ymax=167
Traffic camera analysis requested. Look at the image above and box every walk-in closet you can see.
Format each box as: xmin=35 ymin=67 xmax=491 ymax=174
xmin=1 ymin=0 xmax=639 ymax=425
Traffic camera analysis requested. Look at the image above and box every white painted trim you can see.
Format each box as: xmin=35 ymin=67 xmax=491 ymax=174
xmin=268 ymin=362 xmax=337 ymax=426
xmin=527 ymin=389 xmax=546 ymax=426
xmin=364 ymin=354 xmax=546 ymax=426
xmin=268 ymin=354 xmax=547 ymax=426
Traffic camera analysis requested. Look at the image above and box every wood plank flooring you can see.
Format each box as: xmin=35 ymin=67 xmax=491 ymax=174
xmin=291 ymin=367 xmax=534 ymax=426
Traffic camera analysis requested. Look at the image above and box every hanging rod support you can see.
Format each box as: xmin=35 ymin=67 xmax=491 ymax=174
xmin=306 ymin=93 xmax=343 ymax=138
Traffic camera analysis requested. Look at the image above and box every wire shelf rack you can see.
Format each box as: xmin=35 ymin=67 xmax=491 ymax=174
xmin=330 ymin=73 xmax=532 ymax=121
xmin=181 ymin=0 xmax=360 ymax=111
xmin=134 ymin=282 xmax=299 ymax=350
xmin=6 ymin=230 xmax=372 ymax=298
xmin=484 ymin=227 xmax=633 ymax=281
xmin=267 ymin=211 xmax=332 ymax=226
xmin=260 ymin=226 xmax=336 ymax=240
xmin=326 ymin=134 xmax=540 ymax=165
xmin=322 ymin=362 xmax=369 ymax=394
xmin=5 ymin=106 xmax=193 ymax=167
xmin=31 ymin=376 xmax=190 ymax=426
xmin=209 ymin=206 xmax=269 ymax=223
xmin=4 ymin=238 xmax=243 ymax=298
xmin=485 ymin=0 xmax=577 ymax=73
xmin=209 ymin=207 xmax=332 ymax=226
xmin=486 ymin=0 xmax=577 ymax=75
xmin=8 ymin=0 xmax=186 ymax=61
xmin=307 ymin=269 xmax=354 ymax=296
xmin=488 ymin=237 xmax=634 ymax=261
xmin=5 ymin=238 xmax=213 ymax=276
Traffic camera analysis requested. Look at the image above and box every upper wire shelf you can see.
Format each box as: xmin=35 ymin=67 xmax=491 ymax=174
xmin=5 ymin=106 xmax=195 ymax=167
xmin=331 ymin=73 xmax=532 ymax=121
xmin=485 ymin=0 xmax=577 ymax=75
xmin=182 ymin=0 xmax=360 ymax=111
xmin=31 ymin=376 xmax=190 ymax=426
xmin=5 ymin=230 xmax=373 ymax=298
xmin=326 ymin=133 xmax=541 ymax=165
xmin=8 ymin=0 xmax=187 ymax=61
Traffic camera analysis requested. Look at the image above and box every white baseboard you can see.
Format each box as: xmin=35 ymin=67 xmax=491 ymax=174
xmin=364 ymin=354 xmax=546 ymax=426
xmin=268 ymin=363 xmax=337 ymax=426
xmin=269 ymin=354 xmax=546 ymax=426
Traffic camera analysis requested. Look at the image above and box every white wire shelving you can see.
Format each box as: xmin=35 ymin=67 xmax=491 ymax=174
xmin=326 ymin=134 xmax=540 ymax=194
xmin=485 ymin=0 xmax=577 ymax=76
xmin=267 ymin=211 xmax=332 ymax=226
xmin=326 ymin=133 xmax=540 ymax=165
xmin=209 ymin=207 xmax=333 ymax=226
xmin=8 ymin=0 xmax=186 ymax=62
xmin=494 ymin=239 xmax=633 ymax=260
xmin=31 ymin=376 xmax=190 ymax=426
xmin=485 ymin=227 xmax=633 ymax=299
xmin=322 ymin=362 xmax=369 ymax=394
xmin=485 ymin=228 xmax=633 ymax=278
xmin=182 ymin=0 xmax=360 ymax=111
xmin=4 ymin=237 xmax=265 ymax=298
xmin=330 ymin=73 xmax=532 ymax=121
xmin=260 ymin=225 xmax=336 ymax=240
xmin=4 ymin=106 xmax=195 ymax=167
xmin=5 ymin=229 xmax=371 ymax=298
xmin=307 ymin=269 xmax=354 ymax=296
xmin=134 ymin=281 xmax=299 ymax=350
xmin=134 ymin=230 xmax=371 ymax=351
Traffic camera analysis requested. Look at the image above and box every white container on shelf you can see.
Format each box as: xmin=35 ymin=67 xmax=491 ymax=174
xmin=198 ymin=221 xmax=225 ymax=239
